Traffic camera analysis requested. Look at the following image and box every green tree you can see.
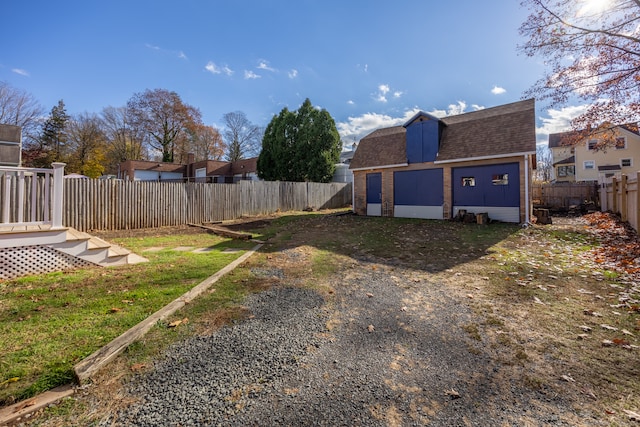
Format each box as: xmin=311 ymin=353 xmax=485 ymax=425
xmin=127 ymin=89 xmax=201 ymax=162
xmin=32 ymin=100 xmax=69 ymax=167
xmin=258 ymin=98 xmax=341 ymax=183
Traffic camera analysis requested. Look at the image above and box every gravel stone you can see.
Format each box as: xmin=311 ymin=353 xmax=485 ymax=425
xmin=100 ymin=262 xmax=600 ymax=426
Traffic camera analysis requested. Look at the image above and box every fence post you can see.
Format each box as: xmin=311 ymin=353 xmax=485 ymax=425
xmin=51 ymin=162 xmax=66 ymax=229
xmin=612 ymin=177 xmax=618 ymax=214
xmin=621 ymin=175 xmax=628 ymax=222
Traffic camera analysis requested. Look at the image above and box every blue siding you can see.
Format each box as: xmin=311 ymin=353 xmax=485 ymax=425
xmin=366 ymin=173 xmax=382 ymax=204
xmin=394 ymin=169 xmax=443 ymax=206
xmin=406 ymin=121 xmax=440 ymax=163
xmin=452 ymin=163 xmax=520 ymax=207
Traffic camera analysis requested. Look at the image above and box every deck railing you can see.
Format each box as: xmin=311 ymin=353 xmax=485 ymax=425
xmin=0 ymin=163 xmax=65 ymax=229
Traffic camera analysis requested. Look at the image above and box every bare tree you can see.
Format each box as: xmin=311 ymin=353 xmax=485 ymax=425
xmin=519 ymin=0 xmax=640 ymax=145
xmin=127 ymin=89 xmax=202 ymax=162
xmin=535 ymin=144 xmax=553 ymax=183
xmin=221 ymin=111 xmax=262 ymax=161
xmin=0 ymin=81 xmax=44 ymax=146
xmin=101 ymin=106 xmax=146 ymax=173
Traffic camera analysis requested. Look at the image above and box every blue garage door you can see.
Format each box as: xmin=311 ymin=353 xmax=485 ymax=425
xmin=394 ymin=169 xmax=444 ymax=219
xmin=366 ymin=172 xmax=382 ymax=216
xmin=452 ymin=162 xmax=520 ymax=222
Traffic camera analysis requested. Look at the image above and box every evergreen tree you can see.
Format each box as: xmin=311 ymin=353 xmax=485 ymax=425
xmin=257 ymin=99 xmax=340 ymax=183
xmin=37 ymin=100 xmax=69 ymax=166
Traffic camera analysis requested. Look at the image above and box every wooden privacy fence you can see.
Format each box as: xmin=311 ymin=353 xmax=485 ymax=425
xmin=600 ymin=173 xmax=640 ymax=232
xmin=63 ymin=180 xmax=352 ymax=231
xmin=532 ymin=182 xmax=599 ymax=210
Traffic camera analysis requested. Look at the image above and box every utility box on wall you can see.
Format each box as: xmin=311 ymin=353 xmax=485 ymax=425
xmin=0 ymin=124 xmax=22 ymax=166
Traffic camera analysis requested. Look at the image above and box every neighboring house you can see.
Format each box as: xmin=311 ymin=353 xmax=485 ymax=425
xmin=549 ymin=125 xmax=640 ymax=182
xmin=0 ymin=124 xmax=21 ymax=167
xmin=349 ymin=99 xmax=536 ymax=223
xmin=119 ymin=156 xmax=259 ymax=183
xmin=333 ymin=143 xmax=357 ymax=183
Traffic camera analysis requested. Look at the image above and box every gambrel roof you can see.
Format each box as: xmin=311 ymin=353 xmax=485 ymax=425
xmin=350 ymin=98 xmax=536 ymax=169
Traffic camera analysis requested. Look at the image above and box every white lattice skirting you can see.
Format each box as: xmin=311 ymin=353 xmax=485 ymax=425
xmin=1 ymin=245 xmax=97 ymax=280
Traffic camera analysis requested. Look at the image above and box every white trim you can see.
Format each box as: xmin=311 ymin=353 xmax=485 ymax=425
xmin=350 ymin=163 xmax=408 ymax=172
xmin=394 ymin=205 xmax=443 ymax=220
xmin=434 ymin=151 xmax=535 ymax=164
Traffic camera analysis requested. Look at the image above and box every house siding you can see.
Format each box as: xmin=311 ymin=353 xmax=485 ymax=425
xmin=353 ymin=155 xmax=529 ymax=223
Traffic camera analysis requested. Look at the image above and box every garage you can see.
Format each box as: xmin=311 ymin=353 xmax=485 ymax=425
xmin=394 ymin=169 xmax=444 ymax=219
xmin=452 ymin=162 xmax=520 ymax=222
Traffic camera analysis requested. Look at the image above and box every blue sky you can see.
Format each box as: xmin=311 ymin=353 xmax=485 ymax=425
xmin=1 ymin=1 xmax=578 ymax=148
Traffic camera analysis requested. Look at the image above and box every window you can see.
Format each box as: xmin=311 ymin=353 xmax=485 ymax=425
xmin=462 ymin=177 xmax=476 ymax=187
xmin=492 ymin=173 xmax=509 ymax=185
xmin=621 ymin=158 xmax=632 ymax=167
xmin=615 ymin=137 xmax=627 ymax=149
xmin=584 ymin=160 xmax=595 ymax=170
xmin=557 ymin=165 xmax=575 ymax=177
xmin=588 ymin=139 xmax=598 ymax=150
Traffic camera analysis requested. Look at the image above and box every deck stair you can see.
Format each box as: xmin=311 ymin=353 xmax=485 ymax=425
xmin=0 ymin=226 xmax=147 ymax=280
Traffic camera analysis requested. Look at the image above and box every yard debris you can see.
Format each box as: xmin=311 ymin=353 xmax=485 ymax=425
xmin=533 ymin=296 xmax=545 ymax=305
xmin=602 ymin=340 xmax=614 ymax=347
xmin=168 ymin=318 xmax=189 ymax=328
xmin=622 ymin=329 xmax=635 ymax=336
xmin=600 ymin=324 xmax=618 ymax=331
xmin=561 ymin=374 xmax=576 ymax=383
xmin=623 ymin=409 xmax=640 ymax=421
xmin=578 ymin=325 xmax=592 ymax=332
xmin=366 ymin=293 xmax=374 ymax=298
xmin=583 ymin=309 xmax=603 ymax=317
xmin=444 ymin=388 xmax=461 ymax=399
xmin=577 ymin=334 xmax=590 ymax=340
xmin=367 ymin=324 xmax=375 ymax=333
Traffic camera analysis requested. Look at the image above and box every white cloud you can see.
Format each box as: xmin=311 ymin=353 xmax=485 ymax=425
xmin=12 ymin=68 xmax=29 ymax=76
xmin=374 ymin=84 xmax=391 ymax=103
xmin=145 ymin=43 xmax=160 ymax=51
xmin=178 ymin=51 xmax=188 ymax=60
xmin=428 ymin=101 xmax=469 ymax=117
xmin=205 ymin=62 xmax=233 ymax=76
xmin=257 ymin=60 xmax=275 ymax=72
xmin=244 ymin=70 xmax=261 ymax=79
xmin=347 ymin=100 xmax=355 ymax=105
xmin=393 ymin=91 xmax=403 ymax=98
xmin=536 ymin=104 xmax=589 ymax=144
xmin=336 ymin=108 xmax=422 ymax=142
xmin=205 ymin=61 xmax=221 ymax=74
xmin=491 ymin=85 xmax=506 ymax=95
xmin=288 ymin=69 xmax=298 ymax=79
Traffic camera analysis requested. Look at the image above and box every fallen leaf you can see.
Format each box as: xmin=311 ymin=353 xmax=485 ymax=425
xmin=444 ymin=389 xmax=461 ymax=399
xmin=622 ymin=329 xmax=634 ymax=336
xmin=602 ymin=340 xmax=614 ymax=347
xmin=579 ymin=325 xmax=592 ymax=332
xmin=366 ymin=293 xmax=374 ymax=298
xmin=0 ymin=377 xmax=19 ymax=386
xmin=130 ymin=363 xmax=146 ymax=372
xmin=400 ymin=306 xmax=407 ymax=312
xmin=367 ymin=325 xmax=375 ymax=333
xmin=577 ymin=334 xmax=590 ymax=340
xmin=600 ymin=324 xmax=618 ymax=331
xmin=109 ymin=307 xmax=121 ymax=313
xmin=533 ymin=296 xmax=545 ymax=305
xmin=466 ymin=294 xmax=474 ymax=299
xmin=613 ymin=338 xmax=630 ymax=346
xmin=561 ymin=374 xmax=576 ymax=383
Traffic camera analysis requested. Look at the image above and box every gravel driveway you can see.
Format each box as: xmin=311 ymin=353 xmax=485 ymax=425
xmin=99 ymin=253 xmax=597 ymax=426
